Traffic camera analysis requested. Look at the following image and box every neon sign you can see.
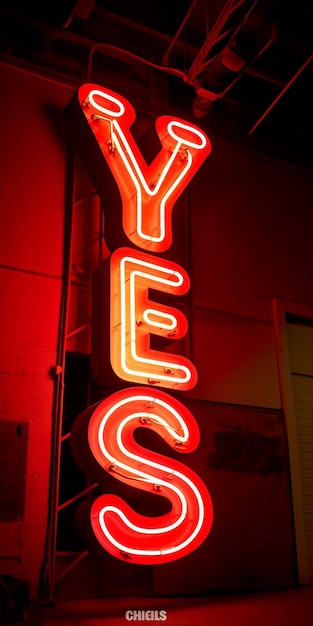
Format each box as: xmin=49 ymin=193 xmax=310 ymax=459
xmin=87 ymin=388 xmax=213 ymax=563
xmin=78 ymin=83 xmax=211 ymax=252
xmin=70 ymin=83 xmax=213 ymax=564
xmin=110 ymin=247 xmax=197 ymax=390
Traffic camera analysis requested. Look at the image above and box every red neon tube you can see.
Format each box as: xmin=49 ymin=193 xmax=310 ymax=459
xmin=78 ymin=83 xmax=211 ymax=252
xmin=110 ymin=247 xmax=197 ymax=390
xmin=86 ymin=387 xmax=213 ymax=564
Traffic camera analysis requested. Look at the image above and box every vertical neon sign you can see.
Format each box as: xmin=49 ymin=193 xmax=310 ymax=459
xmin=71 ymin=84 xmax=213 ymax=564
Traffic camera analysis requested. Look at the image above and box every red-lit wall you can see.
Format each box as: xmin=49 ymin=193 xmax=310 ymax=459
xmin=0 ymin=62 xmax=312 ymax=601
xmin=0 ymin=65 xmax=69 ymax=599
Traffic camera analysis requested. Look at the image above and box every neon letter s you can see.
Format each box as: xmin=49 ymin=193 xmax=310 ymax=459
xmin=84 ymin=387 xmax=213 ymax=564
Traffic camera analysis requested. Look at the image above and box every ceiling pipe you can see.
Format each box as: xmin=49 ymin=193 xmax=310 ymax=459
xmin=191 ymin=0 xmax=279 ymax=118
xmin=162 ymin=0 xmax=200 ymax=66
xmin=187 ymin=0 xmax=258 ymax=84
xmin=249 ymin=52 xmax=313 ymax=134
xmin=219 ymin=25 xmax=276 ymax=97
xmin=63 ymin=0 xmax=96 ymax=28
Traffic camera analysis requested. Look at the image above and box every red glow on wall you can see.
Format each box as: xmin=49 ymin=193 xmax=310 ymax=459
xmin=78 ymin=83 xmax=211 ymax=252
xmin=110 ymin=247 xmax=197 ymax=390
xmin=87 ymin=387 xmax=213 ymax=564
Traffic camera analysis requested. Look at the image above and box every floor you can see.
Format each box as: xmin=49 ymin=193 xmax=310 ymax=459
xmin=29 ymin=586 xmax=313 ymax=626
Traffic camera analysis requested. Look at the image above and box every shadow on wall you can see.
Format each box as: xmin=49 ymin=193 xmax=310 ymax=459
xmin=208 ymin=430 xmax=287 ymax=473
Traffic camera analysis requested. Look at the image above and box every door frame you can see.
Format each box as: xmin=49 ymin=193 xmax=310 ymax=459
xmin=273 ymin=298 xmax=313 ymax=585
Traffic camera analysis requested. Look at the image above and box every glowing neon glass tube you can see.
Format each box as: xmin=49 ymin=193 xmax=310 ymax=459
xmin=110 ymin=247 xmax=197 ymax=390
xmin=87 ymin=387 xmax=213 ymax=564
xmin=70 ymin=82 xmax=214 ymax=567
xmin=78 ymin=83 xmax=211 ymax=252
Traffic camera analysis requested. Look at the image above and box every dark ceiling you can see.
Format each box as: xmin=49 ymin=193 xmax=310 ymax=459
xmin=0 ymin=0 xmax=312 ymax=171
